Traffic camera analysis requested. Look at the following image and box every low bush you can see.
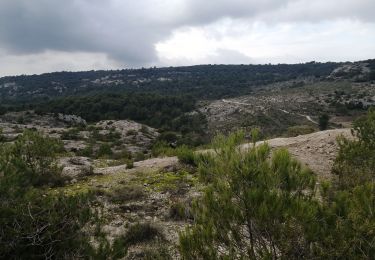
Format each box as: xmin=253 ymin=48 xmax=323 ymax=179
xmin=0 ymin=130 xmax=107 ymax=259
xmin=111 ymin=223 xmax=163 ymax=258
xmin=134 ymin=151 xmax=146 ymax=162
xmin=126 ymin=159 xmax=134 ymax=169
xmin=333 ymin=108 xmax=375 ymax=189
xmin=319 ymin=113 xmax=330 ymax=130
xmin=179 ymin=113 xmax=375 ymax=259
xmin=123 ymin=223 xmax=162 ymax=246
xmin=151 ymin=140 xmax=176 ymax=157
xmin=285 ymin=125 xmax=315 ymax=137
xmin=111 ymin=148 xmax=132 ymax=160
xmin=168 ymin=200 xmax=193 ymax=221
xmin=77 ymin=144 xmax=94 ymax=158
xmin=97 ymin=143 xmax=113 ymax=158
xmin=61 ymin=128 xmax=81 ymax=140
xmin=176 ymin=145 xmax=197 ymax=166
xmin=0 ymin=191 xmax=96 ymax=259
xmin=142 ymin=244 xmax=172 ymax=260
xmin=106 ymin=185 xmax=145 ymax=203
xmin=0 ymin=130 xmax=66 ymax=190
xmin=0 ymin=128 xmax=5 ymax=142
xmin=126 ymin=129 xmax=137 ymax=136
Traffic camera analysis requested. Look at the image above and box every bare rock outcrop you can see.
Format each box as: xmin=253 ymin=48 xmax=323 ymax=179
xmin=59 ymin=156 xmax=94 ymax=179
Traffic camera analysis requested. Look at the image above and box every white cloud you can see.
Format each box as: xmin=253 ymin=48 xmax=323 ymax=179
xmin=0 ymin=50 xmax=123 ymax=76
xmin=156 ymin=18 xmax=375 ymax=65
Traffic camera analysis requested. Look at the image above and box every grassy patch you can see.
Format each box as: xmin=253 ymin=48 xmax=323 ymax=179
xmin=135 ymin=170 xmax=198 ymax=194
xmin=285 ymin=125 xmax=316 ymax=137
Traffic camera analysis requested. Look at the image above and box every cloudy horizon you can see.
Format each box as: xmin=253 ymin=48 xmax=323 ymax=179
xmin=0 ymin=0 xmax=374 ymax=77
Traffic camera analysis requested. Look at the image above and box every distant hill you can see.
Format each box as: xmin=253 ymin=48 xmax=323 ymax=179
xmin=4 ymin=61 xmax=373 ymax=104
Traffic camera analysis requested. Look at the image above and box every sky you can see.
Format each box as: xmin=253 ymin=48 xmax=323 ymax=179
xmin=0 ymin=0 xmax=374 ymax=76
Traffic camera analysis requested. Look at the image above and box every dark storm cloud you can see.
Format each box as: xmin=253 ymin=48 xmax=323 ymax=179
xmin=0 ymin=0 xmax=374 ymax=67
xmin=0 ymin=0 xmax=172 ymax=65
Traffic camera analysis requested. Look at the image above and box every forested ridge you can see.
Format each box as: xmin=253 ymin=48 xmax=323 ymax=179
xmin=0 ymin=61 xmax=343 ymax=103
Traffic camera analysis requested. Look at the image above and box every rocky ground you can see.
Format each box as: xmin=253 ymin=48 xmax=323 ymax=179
xmin=0 ymin=109 xmax=358 ymax=258
xmin=199 ymin=80 xmax=374 ymax=137
xmin=47 ymin=127 xmax=353 ymax=259
xmin=2 ymin=81 xmax=368 ymax=258
xmin=0 ymin=111 xmax=159 ymax=160
xmin=251 ymin=128 xmax=353 ymax=180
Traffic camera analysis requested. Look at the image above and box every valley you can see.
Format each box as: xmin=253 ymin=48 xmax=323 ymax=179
xmin=0 ymin=60 xmax=374 ymax=259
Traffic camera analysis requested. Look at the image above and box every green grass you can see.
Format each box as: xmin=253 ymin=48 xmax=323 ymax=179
xmin=134 ymin=170 xmax=198 ymax=194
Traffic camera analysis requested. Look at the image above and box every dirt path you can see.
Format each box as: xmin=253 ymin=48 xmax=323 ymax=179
xmin=222 ymin=99 xmax=251 ymax=106
xmin=279 ymin=108 xmax=318 ymax=124
xmin=246 ymin=128 xmax=352 ymax=179
xmin=221 ymin=99 xmax=265 ymax=110
xmin=94 ymin=157 xmax=178 ymax=175
xmin=222 ymin=99 xmax=318 ymax=125
xmin=95 ymin=129 xmax=352 ymax=180
xmin=297 ymin=113 xmax=318 ymax=124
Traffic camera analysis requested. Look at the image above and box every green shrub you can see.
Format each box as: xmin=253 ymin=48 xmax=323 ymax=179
xmin=122 ymin=223 xmax=162 ymax=246
xmin=126 ymin=129 xmax=137 ymax=136
xmin=179 ymin=121 xmax=375 ymax=259
xmin=158 ymin=131 xmax=178 ymax=143
xmin=0 ymin=130 xmax=106 ymax=259
xmin=179 ymin=131 xmax=317 ymax=259
xmin=16 ymin=116 xmax=25 ymax=124
xmin=0 ymin=191 xmax=96 ymax=259
xmin=286 ymin=125 xmax=315 ymax=137
xmin=61 ymin=128 xmax=81 ymax=140
xmin=0 ymin=130 xmax=66 ymax=191
xmin=106 ymin=185 xmax=145 ymax=203
xmin=319 ymin=113 xmax=330 ymax=130
xmin=140 ymin=125 xmax=150 ymax=135
xmin=176 ymin=145 xmax=197 ymax=166
xmin=0 ymin=106 xmax=6 ymax=115
xmin=333 ymin=108 xmax=375 ymax=189
xmin=142 ymin=244 xmax=172 ymax=260
xmin=134 ymin=151 xmax=146 ymax=162
xmin=77 ymin=144 xmax=94 ymax=157
xmin=0 ymin=128 xmax=5 ymax=142
xmin=151 ymin=140 xmax=176 ymax=157
xmin=126 ymin=159 xmax=134 ymax=169
xmin=168 ymin=200 xmax=192 ymax=221
xmin=314 ymin=183 xmax=375 ymax=258
xmin=111 ymin=223 xmax=163 ymax=258
xmin=97 ymin=143 xmax=113 ymax=158
xmin=112 ymin=148 xmax=132 ymax=160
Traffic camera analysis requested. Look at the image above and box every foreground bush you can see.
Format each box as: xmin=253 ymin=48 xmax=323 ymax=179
xmin=176 ymin=145 xmax=197 ymax=166
xmin=179 ymin=118 xmax=375 ymax=259
xmin=333 ymin=108 xmax=375 ymax=188
xmin=0 ymin=130 xmax=66 ymax=193
xmin=0 ymin=191 xmax=95 ymax=259
xmin=111 ymin=223 xmax=164 ymax=259
xmin=179 ymin=131 xmax=317 ymax=259
xmin=0 ymin=131 xmax=102 ymax=258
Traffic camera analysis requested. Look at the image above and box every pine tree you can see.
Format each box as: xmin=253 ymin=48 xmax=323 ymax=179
xmin=179 ymin=130 xmax=317 ymax=259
